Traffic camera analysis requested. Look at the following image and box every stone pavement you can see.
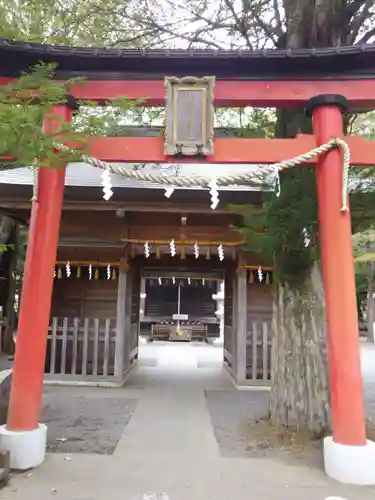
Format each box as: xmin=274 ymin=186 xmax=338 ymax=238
xmin=1 ymin=341 xmax=375 ymax=500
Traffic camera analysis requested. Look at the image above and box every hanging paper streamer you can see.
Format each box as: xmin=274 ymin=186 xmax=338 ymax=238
xmin=112 ymin=268 xmax=117 ymax=280
xmin=302 ymin=227 xmax=311 ymax=248
xmin=144 ymin=241 xmax=151 ymax=258
xmin=164 ymin=187 xmax=175 ymax=198
xmin=180 ymin=247 xmax=186 ymax=260
xmin=77 ymin=266 xmax=81 ymax=279
xmin=107 ymin=265 xmax=111 ymax=280
xmin=65 ymin=261 xmax=71 ymax=278
xmin=208 ymin=179 xmax=219 ymax=210
xmin=274 ymin=166 xmax=281 ymax=198
xmin=188 ymin=277 xmax=191 ymax=285
xmin=158 ymin=277 xmax=162 ymax=285
xmin=170 ymin=239 xmax=176 ymax=257
xmin=249 ymin=271 xmax=254 ymax=284
xmin=172 ymin=276 xmax=176 ymax=284
xmin=89 ymin=264 xmax=93 ymax=280
xmin=257 ymin=266 xmax=263 ymax=283
xmin=194 ymin=242 xmax=199 ymax=259
xmin=205 ymin=248 xmax=210 ymax=260
xmin=94 ymin=268 xmax=99 ymax=280
xmin=266 ymin=272 xmax=271 ymax=285
xmin=57 ymin=267 xmax=62 ymax=279
xmin=101 ymin=169 xmax=113 ymax=201
xmin=53 ymin=269 xmax=56 ymax=279
xmin=156 ymin=247 xmax=161 ymax=259
xmin=217 ymin=245 xmax=224 ymax=262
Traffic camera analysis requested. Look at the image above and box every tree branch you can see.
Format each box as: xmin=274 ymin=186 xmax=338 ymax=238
xmin=348 ymin=0 xmax=374 ymax=43
xmin=356 ymin=26 xmax=375 ymax=44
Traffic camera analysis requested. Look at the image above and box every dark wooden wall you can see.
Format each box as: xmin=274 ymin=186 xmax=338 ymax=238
xmin=51 ymin=279 xmax=118 ymax=320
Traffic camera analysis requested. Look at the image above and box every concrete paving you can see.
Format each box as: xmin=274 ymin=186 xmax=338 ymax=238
xmin=1 ymin=340 xmax=375 ymax=500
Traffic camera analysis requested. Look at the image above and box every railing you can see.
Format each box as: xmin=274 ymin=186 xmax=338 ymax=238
xmin=246 ymin=322 xmax=272 ymax=384
xmin=45 ymin=317 xmax=116 ymax=380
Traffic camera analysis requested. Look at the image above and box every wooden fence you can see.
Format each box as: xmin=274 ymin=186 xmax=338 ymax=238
xmin=246 ymin=321 xmax=272 ymax=384
xmin=45 ymin=317 xmax=117 ymax=380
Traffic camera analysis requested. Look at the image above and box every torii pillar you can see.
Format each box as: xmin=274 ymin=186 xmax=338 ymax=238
xmin=0 ymin=98 xmax=78 ymax=470
xmin=307 ymin=95 xmax=375 ymax=485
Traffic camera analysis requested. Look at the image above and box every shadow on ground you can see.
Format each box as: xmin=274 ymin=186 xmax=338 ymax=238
xmin=41 ymin=394 xmax=138 ymax=454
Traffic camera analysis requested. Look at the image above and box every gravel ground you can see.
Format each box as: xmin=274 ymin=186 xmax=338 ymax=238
xmin=205 ymin=378 xmax=375 ymax=466
xmin=41 ymin=394 xmax=138 ymax=455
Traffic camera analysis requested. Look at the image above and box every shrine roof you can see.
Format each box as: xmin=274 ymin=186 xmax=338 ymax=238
xmin=1 ymin=38 xmax=375 ymax=78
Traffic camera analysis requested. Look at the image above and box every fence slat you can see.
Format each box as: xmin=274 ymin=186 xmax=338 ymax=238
xmin=72 ymin=318 xmax=79 ymax=375
xmin=103 ymin=319 xmax=110 ymax=377
xmin=252 ymin=323 xmax=258 ymax=381
xmin=61 ymin=317 xmax=68 ymax=374
xmin=50 ymin=317 xmax=58 ymax=374
xmin=93 ymin=318 xmax=99 ymax=376
xmin=262 ymin=323 xmax=268 ymax=381
xmin=82 ymin=318 xmax=89 ymax=376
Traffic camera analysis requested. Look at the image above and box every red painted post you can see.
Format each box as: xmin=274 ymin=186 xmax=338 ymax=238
xmin=307 ymin=95 xmax=366 ymax=446
xmin=7 ymin=102 xmax=75 ymax=431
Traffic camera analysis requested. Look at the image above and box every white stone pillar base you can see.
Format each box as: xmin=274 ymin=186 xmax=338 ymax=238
xmin=324 ymin=436 xmax=375 ymax=485
xmin=0 ymin=423 xmax=47 ymax=470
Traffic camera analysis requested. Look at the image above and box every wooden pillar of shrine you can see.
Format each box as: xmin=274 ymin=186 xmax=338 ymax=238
xmin=307 ymin=94 xmax=375 ymax=485
xmin=234 ymin=266 xmax=247 ymax=384
xmin=0 ymin=99 xmax=78 ymax=470
xmin=114 ymin=262 xmax=129 ymax=379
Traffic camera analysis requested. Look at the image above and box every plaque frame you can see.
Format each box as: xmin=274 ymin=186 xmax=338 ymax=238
xmin=164 ymin=76 xmax=215 ymax=156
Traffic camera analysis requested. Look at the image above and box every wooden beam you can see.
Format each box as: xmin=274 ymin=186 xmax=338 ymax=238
xmin=86 ymin=135 xmax=375 ymax=165
xmin=1 ymin=77 xmax=375 ymax=108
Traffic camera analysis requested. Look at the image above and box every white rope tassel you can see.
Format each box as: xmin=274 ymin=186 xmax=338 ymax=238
xmin=101 ymin=169 xmax=113 ymax=201
xmin=208 ymin=179 xmax=219 ymax=210
xmin=274 ymin=166 xmax=281 ymax=198
xmin=65 ymin=261 xmax=71 ymax=278
xmin=170 ymin=239 xmax=176 ymax=257
xmin=164 ymin=187 xmax=175 ymax=198
xmin=217 ymin=244 xmax=224 ymax=261
xmin=194 ymin=242 xmax=199 ymax=259
xmin=144 ymin=241 xmax=150 ymax=258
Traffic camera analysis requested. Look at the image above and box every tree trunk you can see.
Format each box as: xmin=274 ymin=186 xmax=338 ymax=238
xmin=270 ymin=263 xmax=330 ymax=434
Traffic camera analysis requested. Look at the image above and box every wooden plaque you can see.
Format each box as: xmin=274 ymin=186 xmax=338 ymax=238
xmin=164 ymin=76 xmax=215 ymax=156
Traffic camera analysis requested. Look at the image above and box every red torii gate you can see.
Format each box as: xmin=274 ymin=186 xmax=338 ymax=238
xmin=0 ymin=39 xmax=375 ymax=484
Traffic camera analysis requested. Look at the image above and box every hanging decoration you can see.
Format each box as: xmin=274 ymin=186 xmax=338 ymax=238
xmin=89 ymin=264 xmax=93 ymax=280
xmin=101 ymin=169 xmax=113 ymax=201
xmin=77 ymin=266 xmax=81 ymax=279
xmin=188 ymin=277 xmax=191 ymax=285
xmin=156 ymin=247 xmax=161 ymax=259
xmin=180 ymin=247 xmax=186 ymax=260
xmin=217 ymin=245 xmax=224 ymax=262
xmin=170 ymin=239 xmax=176 ymax=257
xmin=257 ymin=266 xmax=263 ymax=283
xmin=249 ymin=271 xmax=255 ymax=284
xmin=172 ymin=276 xmax=176 ymax=284
xmin=208 ymin=179 xmax=219 ymax=210
xmin=164 ymin=187 xmax=175 ymax=198
xmin=107 ymin=265 xmax=111 ymax=280
xmin=112 ymin=268 xmax=117 ymax=280
xmin=144 ymin=241 xmax=151 ymax=258
xmin=205 ymin=248 xmax=210 ymax=260
xmin=158 ymin=277 xmax=162 ymax=285
xmin=65 ymin=261 xmax=71 ymax=278
xmin=194 ymin=242 xmax=199 ymax=259
xmin=53 ymin=269 xmax=56 ymax=279
xmin=57 ymin=267 xmax=62 ymax=279
xmin=265 ymin=272 xmax=271 ymax=285
xmin=302 ymin=227 xmax=311 ymax=248
xmin=94 ymin=268 xmax=99 ymax=280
